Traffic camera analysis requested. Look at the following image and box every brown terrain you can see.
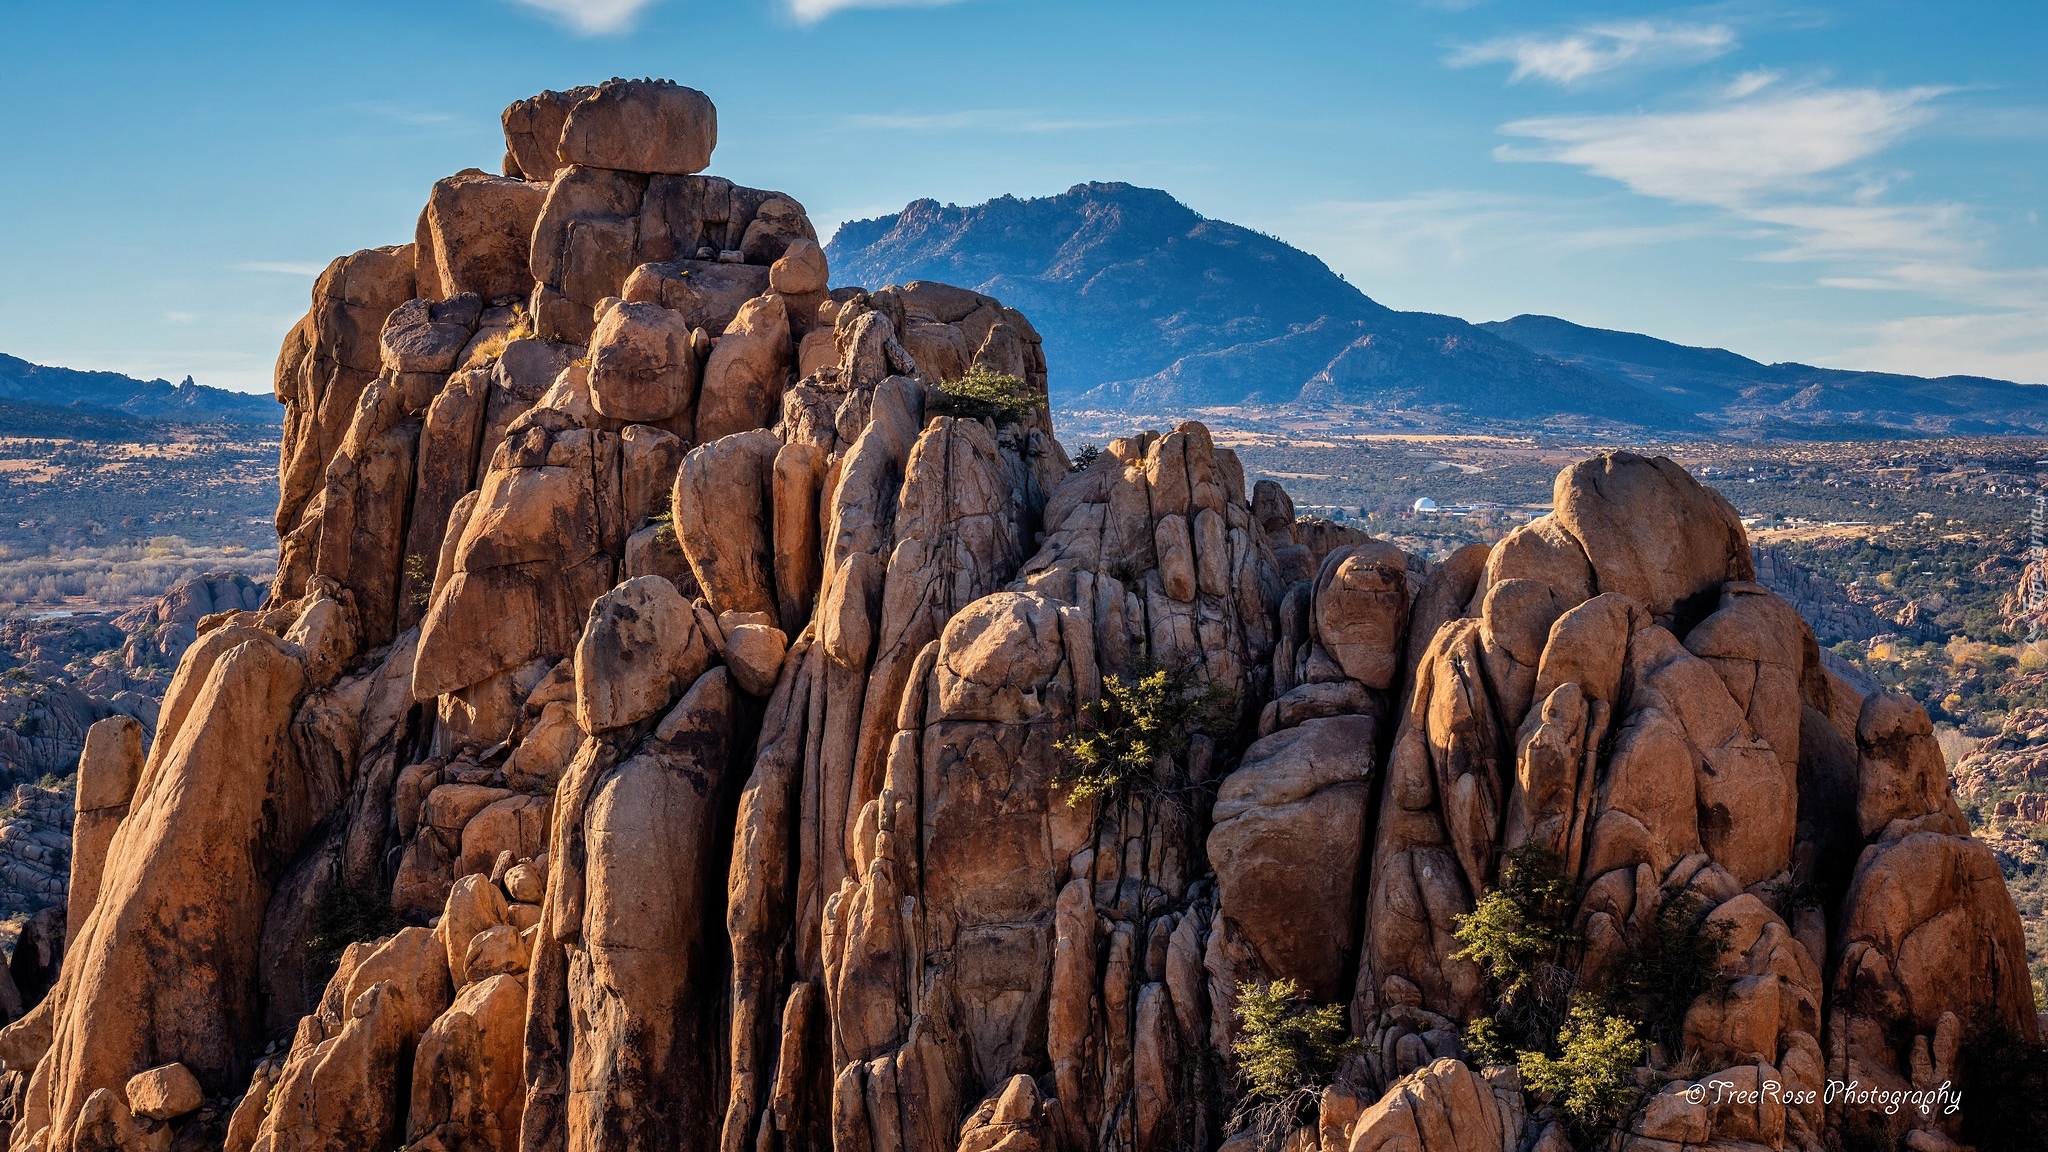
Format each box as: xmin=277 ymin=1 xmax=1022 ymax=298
xmin=0 ymin=79 xmax=2034 ymax=1152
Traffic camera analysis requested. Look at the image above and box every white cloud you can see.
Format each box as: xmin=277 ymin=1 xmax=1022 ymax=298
xmin=784 ymin=0 xmax=971 ymax=23
xmin=1281 ymin=190 xmax=1713 ymax=274
xmin=506 ymin=0 xmax=658 ymax=34
xmin=234 ymin=261 xmax=328 ymax=276
xmin=844 ymin=108 xmax=1174 ymax=133
xmin=1487 ymin=76 xmax=2048 ymax=381
xmin=1497 ymin=80 xmax=1944 ymax=208
xmin=1743 ymin=202 xmax=1974 ymax=261
xmin=1845 ymin=308 xmax=2048 ymax=383
xmin=1449 ymin=20 xmax=1736 ymax=86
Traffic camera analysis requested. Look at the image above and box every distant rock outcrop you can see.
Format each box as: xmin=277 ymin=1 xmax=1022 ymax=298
xmin=0 ymin=574 xmax=266 ymax=928
xmin=1750 ymin=544 xmax=1901 ymax=646
xmin=0 ymin=357 xmax=279 ymax=426
xmin=0 ymin=79 xmax=2032 ymax=1152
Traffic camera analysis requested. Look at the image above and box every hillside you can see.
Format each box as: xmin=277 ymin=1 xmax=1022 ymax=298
xmin=0 ymin=354 xmax=280 ymax=426
xmin=828 ymin=183 xmax=1696 ymax=429
xmin=830 ymin=183 xmax=2048 ymax=438
xmin=1484 ymin=313 xmax=2048 ymax=438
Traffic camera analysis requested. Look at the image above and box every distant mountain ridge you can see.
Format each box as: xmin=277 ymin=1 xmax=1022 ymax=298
xmin=0 ymin=354 xmax=280 ymax=426
xmin=828 ymin=183 xmax=2048 ymax=437
xmin=1478 ymin=314 xmax=2048 ymax=438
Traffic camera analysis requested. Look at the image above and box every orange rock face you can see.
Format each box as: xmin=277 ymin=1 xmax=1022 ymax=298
xmin=19 ymin=78 xmax=2032 ymax=1152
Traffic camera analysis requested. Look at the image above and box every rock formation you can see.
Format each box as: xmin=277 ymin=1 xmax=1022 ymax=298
xmin=4 ymin=78 xmax=2035 ymax=1152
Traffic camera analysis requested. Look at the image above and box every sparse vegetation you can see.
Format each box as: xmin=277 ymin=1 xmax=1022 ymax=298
xmin=0 ymin=425 xmax=278 ymax=613
xmin=404 ymin=553 xmax=434 ymax=608
xmin=1449 ymin=848 xmax=1730 ymax=1141
xmin=305 ymin=883 xmax=405 ymax=987
xmin=1229 ymin=977 xmax=1354 ymax=1135
xmin=1958 ymin=1008 xmax=2048 ymax=1152
xmin=464 ymin=303 xmax=535 ymax=365
xmin=1606 ymin=886 xmax=1734 ymax=1050
xmin=1070 ymin=443 xmax=1100 ymax=471
xmin=1516 ymin=998 xmax=1647 ymax=1135
xmin=932 ymin=366 xmax=1040 ymax=425
xmin=1053 ymin=659 xmax=1230 ymax=808
xmin=1453 ymin=844 xmax=1581 ymax=1054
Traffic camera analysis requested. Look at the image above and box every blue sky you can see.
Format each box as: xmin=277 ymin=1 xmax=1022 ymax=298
xmin=2 ymin=0 xmax=2043 ymax=393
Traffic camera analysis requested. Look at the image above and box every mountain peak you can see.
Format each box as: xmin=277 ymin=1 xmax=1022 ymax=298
xmin=828 ymin=182 xmax=1386 ymax=397
xmin=831 ymin=187 xmax=2048 ymax=435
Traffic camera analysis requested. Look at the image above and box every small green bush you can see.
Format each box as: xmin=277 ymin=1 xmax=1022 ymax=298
xmin=1607 ymin=886 xmax=1733 ymax=1048
xmin=403 ymin=553 xmax=434 ymax=609
xmin=1451 ymin=844 xmax=1580 ymax=1050
xmin=1517 ymin=998 xmax=1646 ymax=1134
xmin=1462 ymin=1014 xmax=1512 ymax=1067
xmin=1070 ymin=443 xmax=1101 ymax=471
xmin=305 ymin=883 xmax=404 ymax=987
xmin=1053 ymin=660 xmax=1229 ymax=807
xmin=1231 ymin=978 xmax=1355 ymax=1134
xmin=932 ymin=366 xmax=1040 ymax=425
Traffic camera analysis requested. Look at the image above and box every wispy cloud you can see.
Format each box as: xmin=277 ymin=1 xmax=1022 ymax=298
xmin=784 ymin=0 xmax=972 ymax=23
xmin=1497 ymin=77 xmax=1944 ymax=208
xmin=1836 ymin=300 xmax=2048 ymax=383
xmin=1267 ymin=190 xmax=1718 ymax=299
xmin=1489 ymin=73 xmax=2048 ymax=380
xmin=844 ymin=108 xmax=1181 ymax=133
xmin=234 ymin=261 xmax=328 ymax=276
xmin=505 ymin=0 xmax=658 ymax=34
xmin=345 ymin=102 xmax=463 ymax=127
xmin=1449 ymin=20 xmax=1736 ymax=86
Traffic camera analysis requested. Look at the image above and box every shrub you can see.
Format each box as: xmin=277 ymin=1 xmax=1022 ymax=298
xmin=403 ymin=553 xmax=434 ymax=609
xmin=465 ymin=303 xmax=535 ymax=365
xmin=1517 ymin=998 xmax=1646 ymax=1135
xmin=1959 ymin=1009 xmax=2048 ymax=1151
xmin=1231 ymin=978 xmax=1354 ymax=1133
xmin=1606 ymin=886 xmax=1733 ymax=1049
xmin=1053 ymin=659 xmax=1230 ymax=808
xmin=305 ymin=883 xmax=404 ymax=987
xmin=1451 ymin=844 xmax=1580 ymax=1050
xmin=932 ymin=366 xmax=1040 ymax=425
xmin=1071 ymin=443 xmax=1101 ymax=471
xmin=1462 ymin=1014 xmax=1511 ymax=1067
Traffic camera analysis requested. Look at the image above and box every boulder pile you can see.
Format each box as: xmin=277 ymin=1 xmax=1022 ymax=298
xmin=0 ymin=79 xmax=2032 ymax=1152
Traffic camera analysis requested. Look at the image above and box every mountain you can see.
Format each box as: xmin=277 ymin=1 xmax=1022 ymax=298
xmin=1480 ymin=314 xmax=2048 ymax=438
xmin=829 ymin=183 xmax=2048 ymax=437
xmin=0 ymin=354 xmax=281 ymax=426
xmin=827 ymin=182 xmax=1702 ymax=430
